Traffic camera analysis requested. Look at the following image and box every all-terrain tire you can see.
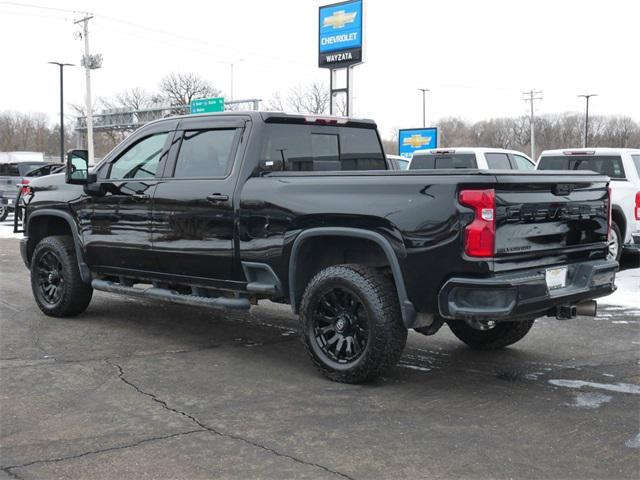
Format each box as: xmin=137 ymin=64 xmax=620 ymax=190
xmin=299 ymin=264 xmax=407 ymax=383
xmin=447 ymin=319 xmax=535 ymax=350
xmin=30 ymin=235 xmax=93 ymax=317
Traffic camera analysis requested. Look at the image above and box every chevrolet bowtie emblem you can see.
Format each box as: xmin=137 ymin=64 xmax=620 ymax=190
xmin=323 ymin=10 xmax=357 ymax=29
xmin=403 ymin=134 xmax=432 ymax=148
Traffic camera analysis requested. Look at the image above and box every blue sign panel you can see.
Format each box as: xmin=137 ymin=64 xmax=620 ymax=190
xmin=319 ymin=0 xmax=363 ymax=53
xmin=398 ymin=128 xmax=438 ymax=158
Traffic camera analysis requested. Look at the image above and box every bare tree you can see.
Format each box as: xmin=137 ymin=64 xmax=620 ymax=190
xmin=264 ymin=92 xmax=286 ymax=111
xmin=431 ymin=113 xmax=640 ymax=153
xmin=266 ymin=82 xmax=330 ymax=114
xmin=110 ymin=87 xmax=158 ymax=111
xmin=159 ymin=72 xmax=221 ymax=107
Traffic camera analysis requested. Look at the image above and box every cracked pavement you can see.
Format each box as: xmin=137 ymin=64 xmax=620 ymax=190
xmin=1 ymin=238 xmax=639 ymax=479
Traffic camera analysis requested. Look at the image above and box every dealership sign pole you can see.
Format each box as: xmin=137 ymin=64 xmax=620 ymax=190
xmin=319 ymin=0 xmax=363 ymax=116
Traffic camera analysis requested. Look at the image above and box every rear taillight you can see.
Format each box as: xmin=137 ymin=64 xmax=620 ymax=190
xmin=459 ymin=188 xmax=496 ymax=257
xmin=635 ymin=192 xmax=640 ymax=221
xmin=608 ymin=187 xmax=612 ymax=240
xmin=20 ymin=179 xmax=30 ymax=195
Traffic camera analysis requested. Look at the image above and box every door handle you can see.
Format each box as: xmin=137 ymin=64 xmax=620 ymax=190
xmin=206 ymin=194 xmax=229 ymax=203
xmin=132 ymin=193 xmax=150 ymax=200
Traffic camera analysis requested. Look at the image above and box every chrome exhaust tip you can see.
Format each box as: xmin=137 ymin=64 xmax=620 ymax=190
xmin=575 ymin=300 xmax=597 ymax=317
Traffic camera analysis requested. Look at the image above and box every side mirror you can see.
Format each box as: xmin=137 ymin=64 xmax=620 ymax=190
xmin=65 ymin=149 xmax=94 ymax=184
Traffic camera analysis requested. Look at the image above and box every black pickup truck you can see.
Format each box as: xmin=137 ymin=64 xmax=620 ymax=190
xmin=15 ymin=111 xmax=617 ymax=383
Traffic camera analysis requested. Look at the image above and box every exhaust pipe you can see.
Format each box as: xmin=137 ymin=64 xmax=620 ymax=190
xmin=576 ymin=300 xmax=597 ymax=317
xmin=550 ymin=300 xmax=598 ymax=320
xmin=553 ymin=300 xmax=598 ymax=320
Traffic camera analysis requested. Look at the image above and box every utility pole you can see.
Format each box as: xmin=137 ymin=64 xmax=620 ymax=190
xmin=418 ymin=88 xmax=430 ymax=128
xmin=578 ymin=94 xmax=598 ymax=147
xmin=48 ymin=62 xmax=74 ymax=163
xmin=522 ymin=89 xmax=543 ymax=161
xmin=74 ymin=14 xmax=100 ymax=165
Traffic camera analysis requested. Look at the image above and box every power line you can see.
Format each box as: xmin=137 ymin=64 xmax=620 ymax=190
xmin=0 ymin=8 xmax=71 ymax=20
xmin=2 ymin=1 xmax=316 ymax=69
xmin=0 ymin=1 xmax=84 ymax=15
xmin=522 ymin=89 xmax=543 ymax=161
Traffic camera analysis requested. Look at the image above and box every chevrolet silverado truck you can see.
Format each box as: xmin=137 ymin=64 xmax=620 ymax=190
xmin=15 ymin=112 xmax=617 ymax=383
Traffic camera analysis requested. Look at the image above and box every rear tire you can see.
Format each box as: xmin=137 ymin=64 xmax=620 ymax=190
xmin=607 ymin=222 xmax=622 ymax=262
xmin=30 ymin=235 xmax=93 ymax=317
xmin=0 ymin=206 xmax=8 ymax=222
xmin=447 ymin=318 xmax=535 ymax=350
xmin=299 ymin=264 xmax=407 ymax=383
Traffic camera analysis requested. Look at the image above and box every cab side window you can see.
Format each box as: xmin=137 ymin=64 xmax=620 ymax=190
xmin=108 ymin=133 xmax=169 ymax=180
xmin=173 ymin=129 xmax=237 ymax=178
xmin=512 ymin=154 xmax=535 ymax=170
xmin=485 ymin=153 xmax=512 ymax=169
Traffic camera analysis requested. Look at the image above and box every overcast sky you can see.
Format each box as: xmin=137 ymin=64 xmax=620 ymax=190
xmin=0 ymin=0 xmax=638 ymax=137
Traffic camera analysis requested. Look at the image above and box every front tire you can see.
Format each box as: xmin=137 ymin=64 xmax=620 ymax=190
xmin=447 ymin=318 xmax=535 ymax=350
xmin=299 ymin=264 xmax=407 ymax=383
xmin=30 ymin=235 xmax=93 ymax=317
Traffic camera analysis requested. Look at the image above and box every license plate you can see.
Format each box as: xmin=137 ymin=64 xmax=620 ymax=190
xmin=7 ymin=199 xmax=12 ymax=205
xmin=546 ymin=266 xmax=568 ymax=290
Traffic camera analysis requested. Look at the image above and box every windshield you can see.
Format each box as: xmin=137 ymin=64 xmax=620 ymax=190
xmin=538 ymin=155 xmax=626 ymax=179
xmin=409 ymin=153 xmax=477 ymax=169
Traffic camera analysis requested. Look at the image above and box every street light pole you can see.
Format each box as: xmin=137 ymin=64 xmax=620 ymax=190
xmin=578 ymin=94 xmax=598 ymax=148
xmin=222 ymin=59 xmax=244 ymax=101
xmin=48 ymin=62 xmax=74 ymax=163
xmin=418 ymin=88 xmax=430 ymax=128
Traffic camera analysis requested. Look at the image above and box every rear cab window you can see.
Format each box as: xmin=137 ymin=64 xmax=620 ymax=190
xmin=0 ymin=163 xmax=20 ymax=176
xmin=261 ymin=124 xmax=386 ymax=171
xmin=409 ymin=153 xmax=477 ymax=169
xmin=538 ymin=155 xmax=626 ymax=180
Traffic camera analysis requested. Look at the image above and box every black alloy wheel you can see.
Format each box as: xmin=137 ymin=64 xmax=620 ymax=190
xmin=30 ymin=236 xmax=93 ymax=317
xmin=311 ymin=286 xmax=369 ymax=364
xmin=36 ymin=250 xmax=65 ymax=305
xmin=300 ymin=264 xmax=407 ymax=383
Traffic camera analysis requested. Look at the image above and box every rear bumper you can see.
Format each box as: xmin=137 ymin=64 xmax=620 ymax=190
xmin=624 ymin=231 xmax=640 ymax=252
xmin=0 ymin=196 xmax=15 ymax=208
xmin=438 ymin=259 xmax=618 ymax=321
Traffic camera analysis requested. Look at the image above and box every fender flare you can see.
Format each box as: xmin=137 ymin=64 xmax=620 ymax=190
xmin=27 ymin=209 xmax=92 ymax=284
xmin=288 ymin=227 xmax=416 ymax=328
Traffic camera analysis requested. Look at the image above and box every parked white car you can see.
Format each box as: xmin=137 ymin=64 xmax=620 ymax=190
xmin=537 ymin=148 xmax=640 ymax=262
xmin=386 ymin=154 xmax=410 ymax=170
xmin=409 ymin=148 xmax=535 ymax=171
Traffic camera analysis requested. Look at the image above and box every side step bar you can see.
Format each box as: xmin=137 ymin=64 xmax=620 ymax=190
xmin=91 ymin=279 xmax=251 ymax=310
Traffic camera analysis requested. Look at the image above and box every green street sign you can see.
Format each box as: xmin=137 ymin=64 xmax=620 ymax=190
xmin=190 ymin=97 xmax=225 ymax=114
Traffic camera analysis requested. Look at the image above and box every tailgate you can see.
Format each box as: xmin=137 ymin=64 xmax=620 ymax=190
xmin=0 ymin=176 xmax=18 ymax=197
xmin=493 ymin=171 xmax=609 ymax=264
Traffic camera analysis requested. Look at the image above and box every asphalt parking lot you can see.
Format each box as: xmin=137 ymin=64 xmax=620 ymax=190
xmin=1 ymin=233 xmax=639 ymax=479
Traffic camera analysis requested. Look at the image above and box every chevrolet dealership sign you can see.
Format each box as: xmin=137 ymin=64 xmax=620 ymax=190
xmin=398 ymin=128 xmax=439 ymax=158
xmin=318 ymin=0 xmax=363 ymax=68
